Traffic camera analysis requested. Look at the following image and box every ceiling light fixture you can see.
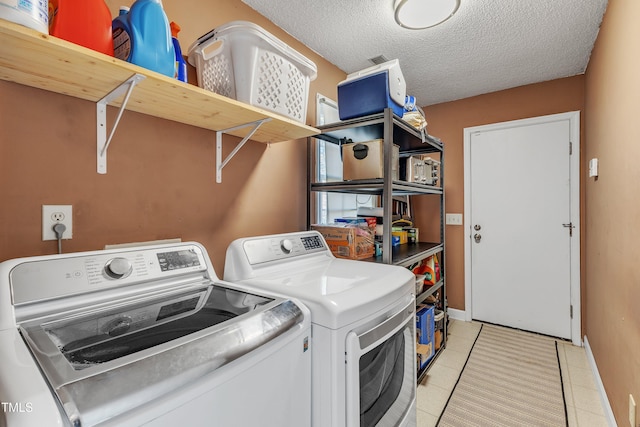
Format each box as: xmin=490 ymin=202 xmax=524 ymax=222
xmin=394 ymin=0 xmax=460 ymax=30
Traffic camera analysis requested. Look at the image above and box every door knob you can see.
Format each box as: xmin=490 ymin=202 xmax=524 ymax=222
xmin=474 ymin=233 xmax=482 ymax=243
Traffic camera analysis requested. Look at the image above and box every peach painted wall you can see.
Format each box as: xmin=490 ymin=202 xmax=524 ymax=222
xmin=584 ymin=0 xmax=640 ymax=424
xmin=0 ymin=0 xmax=346 ymax=275
xmin=413 ymin=76 xmax=586 ymax=313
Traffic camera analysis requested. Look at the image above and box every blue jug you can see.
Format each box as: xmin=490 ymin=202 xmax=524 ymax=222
xmin=112 ymin=0 xmax=175 ymax=77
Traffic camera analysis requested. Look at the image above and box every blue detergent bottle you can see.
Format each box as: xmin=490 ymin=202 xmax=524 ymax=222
xmin=112 ymin=0 xmax=175 ymax=77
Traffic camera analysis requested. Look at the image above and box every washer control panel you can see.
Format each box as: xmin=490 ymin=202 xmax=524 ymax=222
xmin=104 ymin=257 xmax=134 ymax=279
xmin=241 ymin=232 xmax=328 ymax=266
xmin=10 ymin=244 xmax=209 ymax=305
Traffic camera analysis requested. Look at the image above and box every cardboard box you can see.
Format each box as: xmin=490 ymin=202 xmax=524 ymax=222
xmin=434 ymin=330 xmax=443 ymax=351
xmin=417 ymin=342 xmax=434 ymax=370
xmin=342 ymin=139 xmax=399 ymax=181
xmin=311 ymin=224 xmax=374 ymax=260
xmin=416 ymin=305 xmax=434 ymax=345
xmin=392 ymin=228 xmax=408 ymax=245
xmin=416 ymin=305 xmax=435 ymax=369
xmin=406 ymin=227 xmax=419 ymax=244
xmin=335 ymin=216 xmax=376 ymax=234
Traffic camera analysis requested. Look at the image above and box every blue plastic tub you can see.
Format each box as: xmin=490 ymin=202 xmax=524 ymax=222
xmin=337 ymin=59 xmax=406 ymax=120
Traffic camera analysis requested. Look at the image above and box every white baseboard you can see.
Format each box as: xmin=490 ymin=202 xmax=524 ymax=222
xmin=584 ymin=335 xmax=617 ymax=427
xmin=447 ymin=308 xmax=466 ymax=321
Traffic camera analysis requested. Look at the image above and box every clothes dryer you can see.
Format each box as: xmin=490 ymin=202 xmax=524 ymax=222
xmin=225 ymin=231 xmax=417 ymax=427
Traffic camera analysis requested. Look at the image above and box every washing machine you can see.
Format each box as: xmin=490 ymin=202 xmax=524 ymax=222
xmin=0 ymin=242 xmax=311 ymax=426
xmin=225 ymin=231 xmax=417 ymax=427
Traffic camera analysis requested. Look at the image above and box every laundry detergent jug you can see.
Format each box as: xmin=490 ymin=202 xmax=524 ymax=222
xmin=112 ymin=0 xmax=174 ymax=77
xmin=0 ymin=0 xmax=48 ymax=33
xmin=49 ymin=0 xmax=114 ymax=56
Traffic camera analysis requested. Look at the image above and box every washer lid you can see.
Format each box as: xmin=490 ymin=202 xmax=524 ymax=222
xmin=236 ymin=257 xmax=414 ymax=329
xmin=19 ymin=283 xmax=305 ymax=427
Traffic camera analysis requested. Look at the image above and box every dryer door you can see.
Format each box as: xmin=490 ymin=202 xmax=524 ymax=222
xmin=345 ymin=298 xmax=416 ymax=426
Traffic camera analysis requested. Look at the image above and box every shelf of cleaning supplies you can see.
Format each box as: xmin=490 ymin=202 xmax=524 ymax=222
xmin=0 ymin=19 xmax=319 ymax=144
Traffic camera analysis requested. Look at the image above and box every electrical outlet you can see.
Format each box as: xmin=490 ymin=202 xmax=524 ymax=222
xmin=42 ymin=205 xmax=73 ymax=241
xmin=630 ymin=394 xmax=636 ymax=427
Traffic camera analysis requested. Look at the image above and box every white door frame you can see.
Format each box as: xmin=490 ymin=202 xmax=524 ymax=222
xmin=463 ymin=111 xmax=581 ymax=345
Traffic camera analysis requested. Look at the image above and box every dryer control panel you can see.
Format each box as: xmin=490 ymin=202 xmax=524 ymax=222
xmin=239 ymin=231 xmax=329 ymax=266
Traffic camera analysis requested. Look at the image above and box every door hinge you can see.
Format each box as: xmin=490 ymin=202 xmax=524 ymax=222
xmin=569 ymin=142 xmax=573 ymax=155
xmin=570 ymin=305 xmax=574 ymax=319
xmin=562 ymin=222 xmax=574 ymax=237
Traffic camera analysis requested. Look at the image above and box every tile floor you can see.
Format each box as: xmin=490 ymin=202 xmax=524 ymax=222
xmin=416 ymin=319 xmax=610 ymax=426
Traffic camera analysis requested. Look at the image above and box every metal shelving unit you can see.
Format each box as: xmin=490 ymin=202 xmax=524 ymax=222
xmin=308 ymin=108 xmax=447 ymax=382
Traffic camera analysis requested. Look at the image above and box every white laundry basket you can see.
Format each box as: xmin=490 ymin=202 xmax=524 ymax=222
xmin=188 ymin=21 xmax=317 ymax=123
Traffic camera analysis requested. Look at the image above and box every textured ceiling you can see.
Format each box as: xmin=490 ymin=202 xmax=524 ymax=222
xmin=241 ymin=0 xmax=608 ymax=107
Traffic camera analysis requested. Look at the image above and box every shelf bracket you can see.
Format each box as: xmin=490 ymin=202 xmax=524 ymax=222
xmin=215 ymin=118 xmax=272 ymax=183
xmin=96 ymin=73 xmax=146 ymax=174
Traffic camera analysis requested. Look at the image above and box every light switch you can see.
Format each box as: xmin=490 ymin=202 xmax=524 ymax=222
xmin=445 ymin=213 xmax=463 ymax=225
xmin=589 ymin=158 xmax=598 ymax=178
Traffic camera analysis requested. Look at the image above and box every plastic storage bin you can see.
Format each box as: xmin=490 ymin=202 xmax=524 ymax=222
xmin=342 ymin=139 xmax=399 ymax=181
xmin=337 ymin=59 xmax=406 ymax=120
xmin=187 ymin=21 xmax=317 ymax=123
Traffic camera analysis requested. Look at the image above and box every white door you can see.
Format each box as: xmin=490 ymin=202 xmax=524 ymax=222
xmin=464 ymin=112 xmax=580 ymax=341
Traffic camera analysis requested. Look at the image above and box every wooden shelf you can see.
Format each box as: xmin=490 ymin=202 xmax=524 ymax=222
xmin=0 ymin=19 xmax=319 ymax=144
